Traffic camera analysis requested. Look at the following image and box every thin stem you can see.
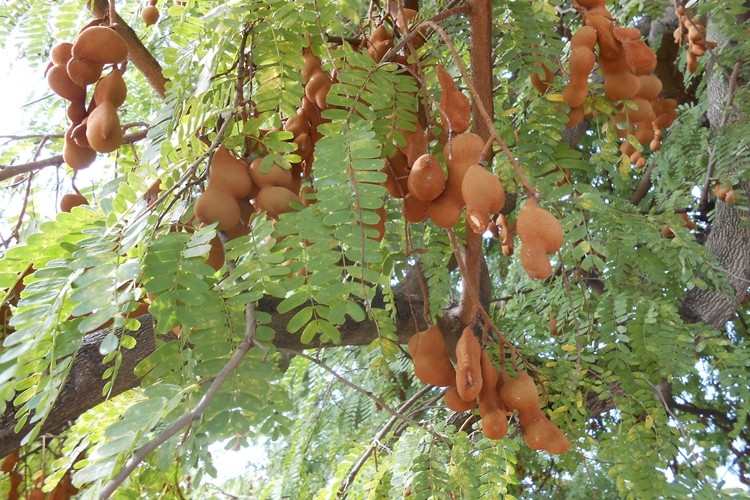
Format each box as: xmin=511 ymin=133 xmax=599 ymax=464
xmin=98 ymin=304 xmax=257 ymax=498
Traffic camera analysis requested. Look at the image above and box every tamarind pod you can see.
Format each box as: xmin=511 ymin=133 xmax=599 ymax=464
xmin=455 ymin=326 xmax=483 ymax=402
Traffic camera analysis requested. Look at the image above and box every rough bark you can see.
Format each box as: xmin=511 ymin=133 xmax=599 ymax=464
xmin=679 ymin=12 xmax=750 ymax=329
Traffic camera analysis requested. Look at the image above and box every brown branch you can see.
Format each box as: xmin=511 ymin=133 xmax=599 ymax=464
xmin=0 ymin=129 xmax=148 ymax=183
xmin=91 ymin=0 xmax=168 ymax=98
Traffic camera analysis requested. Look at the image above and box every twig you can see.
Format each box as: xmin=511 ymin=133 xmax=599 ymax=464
xmin=337 ymin=384 xmax=434 ymax=497
xmin=0 ymin=129 xmax=148 ymax=183
xmin=98 ymin=303 xmax=257 ymax=498
xmin=630 ymin=161 xmax=655 ymax=206
xmin=278 ymin=348 xmax=418 ymax=425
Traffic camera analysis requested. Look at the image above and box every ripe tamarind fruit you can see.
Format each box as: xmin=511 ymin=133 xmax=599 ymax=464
xmin=194 ymin=187 xmax=242 ymax=231
xmin=622 ymin=39 xmax=657 ymax=75
xmin=569 ymin=47 xmax=595 ymax=79
xmin=408 ymin=324 xmax=456 ymax=387
xmin=66 ymin=57 xmax=104 ymax=86
xmin=636 ymin=75 xmax=663 ymax=99
xmin=402 ymin=194 xmax=429 ymax=223
xmin=86 ymin=101 xmax=123 ymax=153
xmin=585 ymin=13 xmax=620 ymax=59
xmin=455 ymin=326 xmax=483 ymax=402
xmin=255 ymin=186 xmax=301 ymax=218
xmin=603 ymin=71 xmax=641 ymax=101
xmin=72 ymin=26 xmax=129 ymax=64
xmin=209 ymin=146 xmax=253 ymax=198
xmin=443 ymin=132 xmax=484 ymax=173
xmin=570 ymin=26 xmax=597 ymax=50
xmin=436 ymin=65 xmax=471 ymax=134
xmin=51 ymin=42 xmax=74 ymax=66
xmin=426 ymin=190 xmax=463 ymax=229
xmin=522 ymin=412 xmax=569 ymax=455
xmin=63 ymin=124 xmax=96 ymax=170
xmin=516 ymin=197 xmax=563 ymax=254
xmin=60 ymin=193 xmax=88 ymax=212
xmin=562 ymin=80 xmax=588 ymax=108
xmin=498 ymin=370 xmax=539 ymax=413
xmin=530 ymin=63 xmax=554 ymax=94
xmin=46 ymin=64 xmax=86 ymax=102
xmin=444 ymin=384 xmax=476 ymax=412
xmin=408 ymin=154 xmax=447 ymax=202
xmin=461 ymin=164 xmax=506 ymax=233
xmin=520 ymin=243 xmax=553 ymax=280
xmin=142 ymin=5 xmax=160 ymax=25
xmin=93 ymin=68 xmax=127 ymax=108
xmin=249 ymin=157 xmax=293 ymax=190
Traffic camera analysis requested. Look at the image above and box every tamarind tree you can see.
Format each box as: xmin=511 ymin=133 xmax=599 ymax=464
xmin=1 ymin=0 xmax=749 ymax=497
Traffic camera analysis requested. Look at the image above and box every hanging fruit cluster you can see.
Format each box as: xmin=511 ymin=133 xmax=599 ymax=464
xmin=562 ymin=0 xmax=679 ymax=167
xmin=673 ymin=3 xmax=716 ymax=73
xmin=46 ymin=21 xmax=129 ymax=171
xmin=408 ymin=325 xmax=569 ymax=454
xmin=713 ymin=182 xmax=736 ymax=204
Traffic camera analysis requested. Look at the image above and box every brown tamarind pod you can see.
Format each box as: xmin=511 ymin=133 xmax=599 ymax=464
xmin=585 ymin=14 xmax=620 ymax=59
xmin=249 ymin=157 xmax=293 ymax=190
xmin=66 ymin=57 xmax=104 ymax=86
xmin=499 ymin=370 xmax=539 ymax=413
xmin=408 ymin=324 xmax=456 ymax=387
xmin=445 ymin=384 xmax=476 ymax=412
xmin=46 ymin=64 xmax=86 ymax=102
xmin=67 ymin=100 xmax=87 ymax=123
xmin=194 ymin=187 xmax=242 ymax=230
xmin=443 ymin=132 xmax=484 ymax=173
xmin=93 ymin=68 xmax=127 ymax=108
xmin=478 ymin=351 xmax=502 ymax=416
xmin=402 ymin=193 xmax=428 ymax=223
xmin=633 ymin=120 xmax=655 ymax=145
xmin=455 ymin=326 xmax=483 ymax=402
xmin=516 ymin=197 xmax=563 ymax=254
xmin=622 ymin=39 xmax=657 ymax=75
xmin=603 ymin=71 xmax=641 ymax=101
xmin=436 ymin=65 xmax=471 ymax=134
xmin=520 ymin=242 xmax=552 ymax=280
xmin=462 ymin=164 xmax=506 ymax=234
xmin=399 ymin=125 xmax=429 ymax=166
xmin=636 ymin=75 xmax=663 ymax=99
xmin=72 ymin=26 xmax=128 ymax=64
xmin=142 ymin=5 xmax=160 ymax=25
xmin=255 ymin=186 xmax=301 ymax=218
xmin=570 ymin=26 xmax=597 ymax=50
xmin=623 ymin=97 xmax=655 ymax=123
xmin=522 ymin=412 xmax=569 ymax=455
xmin=613 ymin=26 xmax=641 ymax=42
xmin=530 ymin=63 xmax=554 ymax=94
xmin=562 ymin=80 xmax=588 ymax=108
xmin=686 ymin=51 xmax=698 ymax=73
xmin=408 ymin=154 xmax=446 ymax=202
xmin=60 ymin=193 xmax=89 ymax=212
xmin=209 ymin=146 xmax=254 ymax=198
xmin=565 ymin=106 xmax=585 ymax=128
xmin=426 ymin=190 xmax=463 ymax=229
xmin=575 ymin=0 xmax=606 ymax=8
xmin=569 ymin=47 xmax=595 ymax=79
xmin=50 ymin=42 xmax=74 ymax=66
xmin=86 ymin=101 xmax=123 ymax=153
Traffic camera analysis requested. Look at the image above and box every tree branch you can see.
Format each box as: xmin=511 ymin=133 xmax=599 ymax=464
xmin=0 ymin=129 xmax=148 ymax=183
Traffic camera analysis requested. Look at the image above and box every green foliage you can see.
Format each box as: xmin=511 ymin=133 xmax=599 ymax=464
xmin=0 ymin=0 xmax=749 ymax=498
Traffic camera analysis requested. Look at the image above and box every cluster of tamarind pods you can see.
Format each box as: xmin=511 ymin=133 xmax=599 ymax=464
xmin=673 ymin=2 xmax=715 ymax=73
xmin=47 ymin=22 xmax=129 ymax=171
xmin=409 ymin=324 xmax=569 ymax=454
xmin=545 ymin=0 xmax=703 ymax=168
